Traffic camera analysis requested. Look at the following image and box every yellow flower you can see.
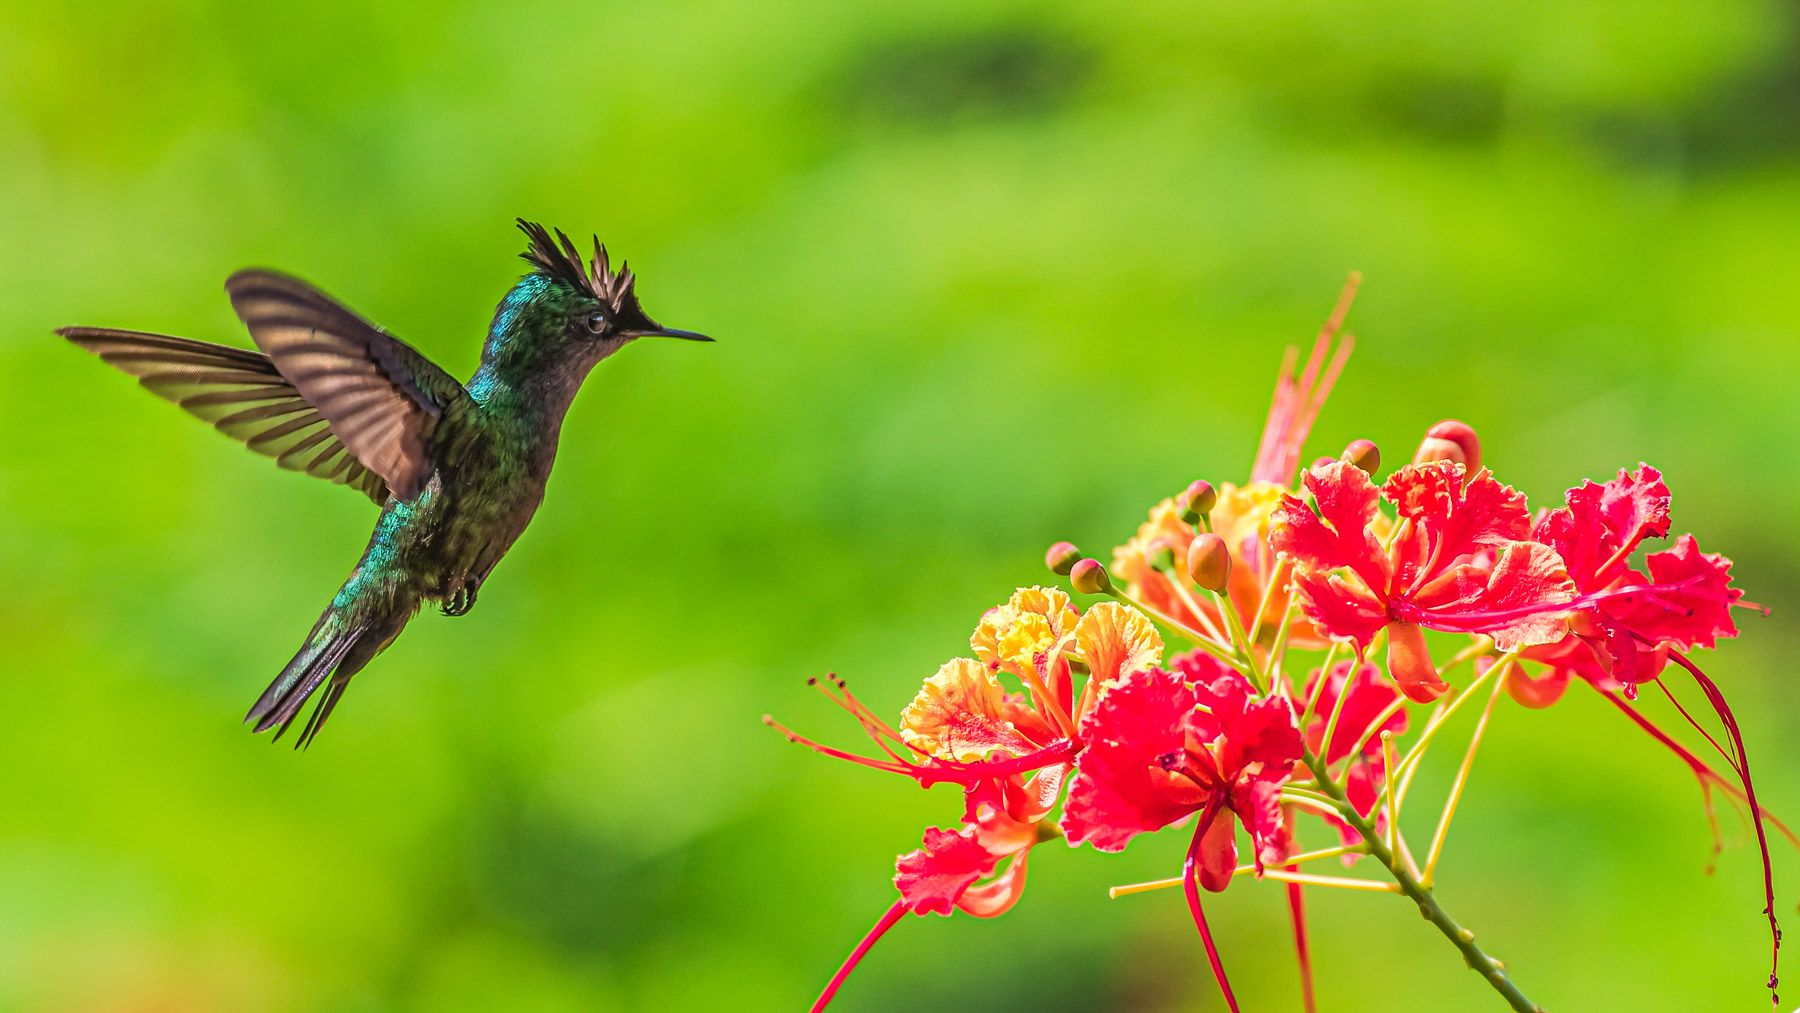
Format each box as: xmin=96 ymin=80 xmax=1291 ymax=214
xmin=971 ymin=586 xmax=1079 ymax=677
xmin=900 ymin=658 xmax=1044 ymax=762
xmin=1075 ymin=601 xmax=1163 ymax=686
xmin=1210 ymin=481 xmax=1286 ymax=556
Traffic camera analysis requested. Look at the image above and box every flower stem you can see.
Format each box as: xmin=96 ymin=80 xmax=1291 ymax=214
xmin=1303 ymin=752 xmax=1544 ymax=1013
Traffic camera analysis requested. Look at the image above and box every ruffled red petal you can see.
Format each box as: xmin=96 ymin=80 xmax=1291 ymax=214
xmin=1062 ymin=668 xmax=1207 ymax=851
xmin=1271 ymin=462 xmax=1389 ymax=589
xmin=893 ymin=827 xmax=999 ymax=916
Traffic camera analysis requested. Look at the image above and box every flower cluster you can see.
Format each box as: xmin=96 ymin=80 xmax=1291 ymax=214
xmin=769 ymin=279 xmax=1782 ymax=1011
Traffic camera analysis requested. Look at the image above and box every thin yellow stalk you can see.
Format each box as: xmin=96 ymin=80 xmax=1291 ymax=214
xmin=1422 ymin=661 xmax=1507 ymax=887
xmin=1161 ymin=566 xmax=1230 ymax=644
xmin=1106 ymin=587 xmax=1245 ymax=673
xmin=1298 ymin=641 xmax=1345 ymax=728
xmin=1247 ymin=557 xmax=1289 ymax=645
xmin=1381 ymin=731 xmax=1401 ymax=851
xmin=1257 ymin=869 xmax=1400 ymax=893
xmin=1389 ymin=653 xmax=1515 ymax=811
xmin=1106 ymin=845 xmax=1365 ymax=898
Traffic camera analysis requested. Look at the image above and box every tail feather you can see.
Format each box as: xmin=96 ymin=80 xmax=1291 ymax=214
xmin=294 ymin=678 xmax=351 ymax=750
xmin=248 ymin=613 xmax=364 ymax=741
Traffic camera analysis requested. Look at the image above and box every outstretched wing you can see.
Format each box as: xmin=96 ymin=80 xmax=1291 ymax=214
xmin=224 ymin=270 xmax=473 ymax=501
xmin=60 ymin=327 xmax=393 ymax=503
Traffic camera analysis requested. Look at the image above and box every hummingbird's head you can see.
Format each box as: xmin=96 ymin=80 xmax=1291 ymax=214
xmin=484 ymin=219 xmax=710 ymax=380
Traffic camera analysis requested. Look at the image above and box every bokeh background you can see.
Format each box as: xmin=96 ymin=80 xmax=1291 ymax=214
xmin=3 ymin=1 xmax=1799 ymax=1010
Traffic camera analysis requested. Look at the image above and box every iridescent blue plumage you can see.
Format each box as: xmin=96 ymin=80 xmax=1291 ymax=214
xmin=61 ymin=220 xmax=711 ymax=746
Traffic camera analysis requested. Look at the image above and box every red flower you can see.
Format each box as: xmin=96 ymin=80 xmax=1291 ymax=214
xmin=1063 ymin=657 xmax=1303 ymax=890
xmin=1271 ymin=458 xmax=1577 ymax=701
xmin=894 ymin=780 xmax=1038 ymax=918
xmin=1512 ymin=465 xmax=1745 ymax=706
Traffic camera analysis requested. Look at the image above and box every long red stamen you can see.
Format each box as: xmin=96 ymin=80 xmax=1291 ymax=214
xmin=764 ymin=715 xmax=918 ymax=776
xmin=1599 ymin=686 xmax=1800 ymax=855
xmin=1286 ymin=879 xmax=1317 ymax=1013
xmin=816 ymin=675 xmax=910 ymax=747
xmin=766 ymin=709 xmax=1079 ymax=790
xmin=810 ymin=898 xmax=906 ymax=1012
xmin=1184 ymin=799 xmax=1241 ymax=1013
xmin=1286 ymin=335 xmax=1354 ymax=483
xmin=1654 ymin=678 xmax=1741 ymax=776
xmin=1391 ymin=570 xmax=1723 ymax=639
xmin=1593 ymin=522 xmax=1655 ymax=584
xmin=1663 ymin=650 xmax=1781 ymax=1003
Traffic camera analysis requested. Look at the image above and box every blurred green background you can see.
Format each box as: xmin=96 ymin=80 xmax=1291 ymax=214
xmin=2 ymin=1 xmax=1798 ymax=1010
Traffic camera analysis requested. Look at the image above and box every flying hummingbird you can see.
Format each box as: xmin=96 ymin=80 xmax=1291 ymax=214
xmin=60 ymin=220 xmax=711 ymax=747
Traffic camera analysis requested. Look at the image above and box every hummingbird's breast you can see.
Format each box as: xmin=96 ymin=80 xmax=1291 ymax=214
xmin=427 ymin=417 xmax=556 ymax=599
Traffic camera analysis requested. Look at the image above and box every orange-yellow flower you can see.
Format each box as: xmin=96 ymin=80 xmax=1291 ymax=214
xmin=899 ymin=658 xmax=1056 ymax=763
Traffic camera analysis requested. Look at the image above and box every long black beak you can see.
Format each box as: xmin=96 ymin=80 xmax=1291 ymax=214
xmin=627 ymin=326 xmax=713 ymax=342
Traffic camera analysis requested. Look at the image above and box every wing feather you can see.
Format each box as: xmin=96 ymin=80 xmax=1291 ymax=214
xmin=224 ymin=270 xmax=470 ymax=500
xmin=59 ymin=327 xmax=393 ymax=504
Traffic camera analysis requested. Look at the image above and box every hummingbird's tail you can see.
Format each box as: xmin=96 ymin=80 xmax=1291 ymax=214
xmin=246 ymin=605 xmax=401 ymax=748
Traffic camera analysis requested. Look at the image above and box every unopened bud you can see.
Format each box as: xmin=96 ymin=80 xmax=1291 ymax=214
xmin=1186 ymin=533 xmax=1232 ymax=593
xmin=1387 ymin=621 xmax=1448 ymax=703
xmin=1342 ymin=438 xmax=1381 ymax=474
xmin=1045 ymin=541 xmax=1080 ymax=576
xmin=1070 ymin=557 xmax=1113 ymax=595
xmin=1178 ymin=480 xmax=1217 ymax=525
xmin=1413 ymin=420 xmax=1481 ymax=475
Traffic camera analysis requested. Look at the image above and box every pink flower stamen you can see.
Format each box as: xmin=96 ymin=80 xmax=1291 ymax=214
xmin=1663 ymin=649 xmax=1781 ymax=1002
xmin=1253 ymin=274 xmax=1359 ymax=486
xmin=1286 ymin=879 xmax=1318 ymax=1013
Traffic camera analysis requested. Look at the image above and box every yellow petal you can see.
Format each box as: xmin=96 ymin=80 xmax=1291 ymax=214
xmin=1210 ymin=481 xmax=1285 ymax=556
xmin=971 ymin=586 xmax=1079 ymax=675
xmin=1076 ymin=601 xmax=1164 ymax=685
xmin=900 ymin=658 xmax=1035 ymax=762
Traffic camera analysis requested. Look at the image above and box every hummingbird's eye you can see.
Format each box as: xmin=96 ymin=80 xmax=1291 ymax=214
xmin=582 ymin=310 xmax=610 ymax=335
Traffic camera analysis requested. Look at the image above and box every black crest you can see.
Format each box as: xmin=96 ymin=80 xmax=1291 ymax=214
xmin=516 ymin=218 xmax=640 ymax=315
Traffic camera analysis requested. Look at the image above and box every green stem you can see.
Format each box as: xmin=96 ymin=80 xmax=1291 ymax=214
xmin=1303 ymin=752 xmax=1543 ymax=1013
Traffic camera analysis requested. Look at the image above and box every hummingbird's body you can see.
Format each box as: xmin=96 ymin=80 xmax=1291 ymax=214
xmin=62 ymin=222 xmax=710 ymax=746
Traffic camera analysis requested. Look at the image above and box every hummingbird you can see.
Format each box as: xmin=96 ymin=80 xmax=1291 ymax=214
xmin=60 ymin=220 xmax=712 ymax=747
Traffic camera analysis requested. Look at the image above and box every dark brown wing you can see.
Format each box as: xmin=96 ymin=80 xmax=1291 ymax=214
xmin=60 ymin=327 xmax=392 ymax=503
xmin=224 ymin=270 xmax=472 ymax=501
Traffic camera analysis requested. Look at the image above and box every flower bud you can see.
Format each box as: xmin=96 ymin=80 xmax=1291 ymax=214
xmin=1178 ymin=480 xmax=1217 ymax=525
xmin=1186 ymin=533 xmax=1232 ymax=592
xmin=1413 ymin=420 xmax=1481 ymax=475
xmin=1045 ymin=541 xmax=1080 ymax=576
xmin=1070 ymin=557 xmax=1113 ymax=595
xmin=1386 ymin=621 xmax=1448 ymax=703
xmin=1342 ymin=438 xmax=1380 ymax=475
